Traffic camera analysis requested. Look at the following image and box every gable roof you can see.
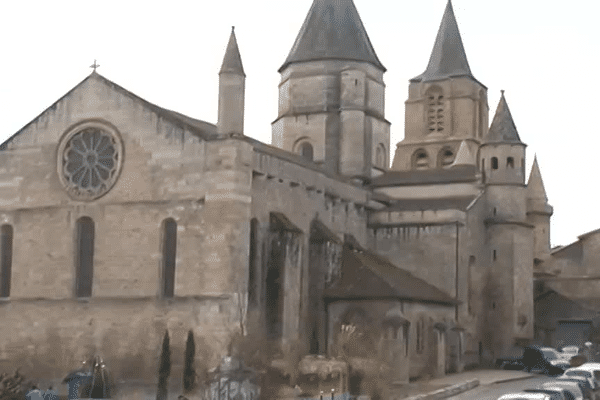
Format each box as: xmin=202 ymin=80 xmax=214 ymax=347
xmin=0 ymin=72 xmax=217 ymax=151
xmin=324 ymin=241 xmax=457 ymax=305
xmin=280 ymin=0 xmax=385 ymax=72
xmin=411 ymin=0 xmax=477 ymax=84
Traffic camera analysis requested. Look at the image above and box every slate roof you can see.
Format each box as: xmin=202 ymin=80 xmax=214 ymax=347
xmin=412 ymin=0 xmax=477 ymax=83
xmin=280 ymin=0 xmax=385 ymax=72
xmin=485 ymin=91 xmax=523 ymax=144
xmin=527 ymin=156 xmax=548 ymax=201
xmin=369 ymin=165 xmax=479 ymax=187
xmin=220 ymin=27 xmax=245 ymax=77
xmin=324 ymin=241 xmax=458 ymax=305
xmin=0 ymin=72 xmax=217 ymax=150
xmin=382 ymin=196 xmax=478 ymax=212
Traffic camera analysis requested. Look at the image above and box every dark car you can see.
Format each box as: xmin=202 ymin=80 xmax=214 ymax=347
xmin=522 ymin=346 xmax=566 ymax=376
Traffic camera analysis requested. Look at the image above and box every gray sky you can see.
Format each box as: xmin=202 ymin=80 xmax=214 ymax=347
xmin=1 ymin=0 xmax=598 ymax=247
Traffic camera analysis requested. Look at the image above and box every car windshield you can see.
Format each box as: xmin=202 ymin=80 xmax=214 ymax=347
xmin=543 ymin=350 xmax=557 ymax=360
xmin=566 ymin=371 xmax=592 ymax=379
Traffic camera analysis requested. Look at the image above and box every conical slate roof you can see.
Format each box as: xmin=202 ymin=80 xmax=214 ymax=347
xmin=527 ymin=156 xmax=548 ymax=201
xmin=412 ymin=0 xmax=474 ymax=82
xmin=279 ymin=0 xmax=385 ymax=72
xmin=486 ymin=91 xmax=522 ymax=143
xmin=220 ymin=27 xmax=245 ymax=77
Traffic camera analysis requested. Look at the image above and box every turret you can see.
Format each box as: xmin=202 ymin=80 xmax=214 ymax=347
xmin=217 ymin=27 xmax=245 ymax=137
xmin=272 ymin=0 xmax=390 ymax=179
xmin=392 ymin=0 xmax=487 ymax=172
xmin=480 ymin=91 xmax=526 ymax=186
xmin=526 ymin=156 xmax=553 ymax=261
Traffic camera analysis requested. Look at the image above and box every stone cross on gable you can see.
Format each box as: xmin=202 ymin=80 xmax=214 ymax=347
xmin=90 ymin=60 xmax=100 ymax=72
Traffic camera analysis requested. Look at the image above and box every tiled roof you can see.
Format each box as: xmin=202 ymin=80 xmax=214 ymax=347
xmin=324 ymin=241 xmax=457 ymax=305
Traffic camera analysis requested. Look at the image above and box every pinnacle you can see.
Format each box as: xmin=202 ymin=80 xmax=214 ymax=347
xmin=450 ymin=141 xmax=475 ymax=167
xmin=219 ymin=27 xmax=245 ymax=77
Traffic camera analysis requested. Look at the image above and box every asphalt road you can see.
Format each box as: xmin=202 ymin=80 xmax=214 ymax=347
xmin=447 ymin=375 xmax=555 ymax=400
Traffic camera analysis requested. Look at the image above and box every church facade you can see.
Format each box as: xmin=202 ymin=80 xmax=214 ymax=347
xmin=0 ymin=0 xmax=553 ymax=390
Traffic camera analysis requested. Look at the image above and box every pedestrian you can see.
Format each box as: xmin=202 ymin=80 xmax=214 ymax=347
xmin=44 ymin=386 xmax=58 ymax=400
xmin=26 ymin=386 xmax=44 ymax=400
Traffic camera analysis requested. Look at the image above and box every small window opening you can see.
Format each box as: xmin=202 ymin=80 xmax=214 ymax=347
xmin=427 ymin=88 xmax=444 ymax=133
xmin=507 ymin=157 xmax=514 ymax=168
xmin=299 ymin=142 xmax=314 ymax=162
xmin=413 ymin=149 xmax=429 ymax=170
xmin=493 ymin=249 xmax=497 ymax=261
xmin=492 ymin=157 xmax=499 ymax=170
xmin=0 ymin=225 xmax=13 ymax=298
xmin=439 ymin=148 xmax=454 ymax=167
xmin=493 ymin=208 xmax=497 ymax=216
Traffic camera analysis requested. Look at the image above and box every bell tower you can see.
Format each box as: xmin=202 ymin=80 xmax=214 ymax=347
xmin=392 ymin=0 xmax=488 ymax=171
xmin=272 ymin=0 xmax=390 ymax=180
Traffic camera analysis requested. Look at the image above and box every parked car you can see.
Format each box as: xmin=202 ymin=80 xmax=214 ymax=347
xmin=523 ymin=346 xmax=567 ymax=376
xmin=542 ymin=381 xmax=584 ymax=400
xmin=563 ymin=367 xmax=600 ymax=390
xmin=556 ymin=375 xmax=596 ymax=400
xmin=572 ymin=363 xmax=600 ymax=381
xmin=561 ymin=346 xmax=582 ymax=361
xmin=541 ymin=347 xmax=572 ymax=370
xmin=498 ymin=393 xmax=552 ymax=400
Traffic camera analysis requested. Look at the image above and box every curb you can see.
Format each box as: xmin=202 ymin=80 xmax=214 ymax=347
xmin=492 ymin=374 xmax=538 ymax=385
xmin=403 ymin=379 xmax=480 ymax=400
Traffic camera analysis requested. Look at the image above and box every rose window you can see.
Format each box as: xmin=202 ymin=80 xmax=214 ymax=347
xmin=61 ymin=127 xmax=121 ymax=200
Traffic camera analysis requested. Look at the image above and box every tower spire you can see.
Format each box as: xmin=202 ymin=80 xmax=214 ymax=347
xmin=279 ymin=0 xmax=385 ymax=72
xmin=486 ymin=91 xmax=522 ymax=143
xmin=527 ymin=155 xmax=548 ymax=201
xmin=219 ymin=26 xmax=245 ymax=77
xmin=218 ymin=27 xmax=245 ymax=137
xmin=412 ymin=0 xmax=474 ymax=82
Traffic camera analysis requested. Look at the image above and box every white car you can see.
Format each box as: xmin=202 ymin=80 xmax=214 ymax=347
xmin=561 ymin=346 xmax=582 ymax=360
xmin=563 ymin=367 xmax=600 ymax=390
xmin=543 ymin=380 xmax=585 ymax=400
xmin=498 ymin=393 xmax=552 ymax=400
xmin=523 ymin=387 xmax=569 ymax=400
xmin=573 ymin=363 xmax=600 ymax=381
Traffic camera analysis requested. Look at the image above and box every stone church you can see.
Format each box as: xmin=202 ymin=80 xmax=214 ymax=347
xmin=0 ymin=0 xmax=553 ymax=391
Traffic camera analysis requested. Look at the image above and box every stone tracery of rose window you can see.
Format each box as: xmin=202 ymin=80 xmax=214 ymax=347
xmin=61 ymin=127 xmax=120 ymax=200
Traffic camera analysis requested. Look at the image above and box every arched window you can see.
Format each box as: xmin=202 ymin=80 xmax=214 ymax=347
xmin=299 ymin=142 xmax=313 ymax=162
xmin=0 ymin=225 xmax=13 ymax=298
xmin=412 ymin=149 xmax=429 ymax=170
xmin=161 ymin=218 xmax=177 ymax=298
xmin=491 ymin=157 xmax=499 ymax=170
xmin=507 ymin=157 xmax=514 ymax=168
xmin=439 ymin=148 xmax=454 ymax=167
xmin=76 ymin=217 xmax=95 ymax=298
xmin=426 ymin=86 xmax=444 ymax=134
xmin=375 ymin=144 xmax=386 ymax=169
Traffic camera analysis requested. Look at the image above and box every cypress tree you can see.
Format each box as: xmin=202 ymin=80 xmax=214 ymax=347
xmin=156 ymin=330 xmax=171 ymax=400
xmin=183 ymin=330 xmax=196 ymax=393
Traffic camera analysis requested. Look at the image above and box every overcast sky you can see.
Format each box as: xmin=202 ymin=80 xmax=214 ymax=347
xmin=1 ymin=0 xmax=598 ymax=247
